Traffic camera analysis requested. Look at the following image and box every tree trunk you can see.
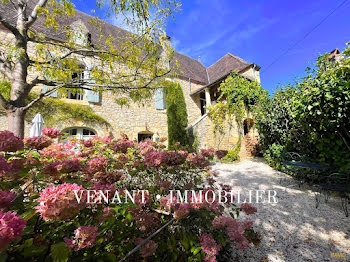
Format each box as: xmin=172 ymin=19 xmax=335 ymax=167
xmin=7 ymin=108 xmax=26 ymax=138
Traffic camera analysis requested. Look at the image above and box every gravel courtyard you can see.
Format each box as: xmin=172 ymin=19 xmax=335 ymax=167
xmin=212 ymin=158 xmax=350 ymax=262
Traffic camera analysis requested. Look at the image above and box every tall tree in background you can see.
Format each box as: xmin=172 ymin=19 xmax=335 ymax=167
xmin=166 ymin=81 xmax=189 ymax=149
xmin=0 ymin=0 xmax=179 ymax=137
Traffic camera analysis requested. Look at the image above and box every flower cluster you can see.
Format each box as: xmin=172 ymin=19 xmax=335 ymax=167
xmin=241 ymin=203 xmax=257 ymax=215
xmin=43 ymin=158 xmax=82 ymax=175
xmin=134 ymin=238 xmax=158 ymax=258
xmin=215 ymin=150 xmax=228 ymax=160
xmin=200 ymin=148 xmax=215 ymax=158
xmin=87 ymin=157 xmax=109 ymax=173
xmin=110 ymin=139 xmax=134 ymax=153
xmin=0 ymin=155 xmax=10 ymax=177
xmin=0 ymin=131 xmax=24 ymax=152
xmin=212 ymin=215 xmax=253 ymax=250
xmin=0 ymin=190 xmax=16 ymax=209
xmin=65 ymin=226 xmax=99 ymax=251
xmin=42 ymin=128 xmax=61 ymax=139
xmin=0 ymin=211 xmax=26 ymax=251
xmin=41 ymin=142 xmax=75 ymax=159
xmin=199 ymin=233 xmax=222 ymax=262
xmin=188 ymin=154 xmax=210 ymax=168
xmin=35 ymin=183 xmax=85 ymax=221
xmin=24 ymin=136 xmax=52 ymax=150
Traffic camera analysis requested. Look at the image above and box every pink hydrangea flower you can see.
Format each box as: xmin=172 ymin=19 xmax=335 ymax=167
xmin=42 ymin=128 xmax=61 ymax=139
xmin=134 ymin=238 xmax=158 ymax=258
xmin=137 ymin=140 xmax=154 ymax=155
xmin=0 ymin=155 xmax=11 ymax=177
xmin=83 ymin=139 xmax=94 ymax=148
xmin=98 ymin=207 xmax=116 ymax=222
xmin=174 ymin=203 xmax=190 ymax=220
xmin=0 ymin=211 xmax=26 ymax=251
xmin=241 ymin=203 xmax=257 ymax=215
xmin=0 ymin=131 xmax=24 ymax=152
xmin=35 ymin=183 xmax=85 ymax=221
xmin=111 ymin=139 xmax=134 ymax=153
xmin=212 ymin=216 xmax=235 ymax=229
xmin=199 ymin=233 xmax=221 ymax=261
xmin=87 ymin=157 xmax=109 ymax=173
xmin=160 ymin=180 xmax=171 ymax=191
xmin=0 ymin=190 xmax=16 ymax=209
xmin=24 ymin=136 xmax=52 ymax=150
xmin=200 ymin=148 xmax=215 ymax=158
xmin=164 ymin=150 xmax=187 ymax=165
xmin=188 ymin=154 xmax=210 ymax=168
xmin=144 ymin=151 xmax=167 ymax=168
xmin=64 ymin=225 xmax=99 ymax=251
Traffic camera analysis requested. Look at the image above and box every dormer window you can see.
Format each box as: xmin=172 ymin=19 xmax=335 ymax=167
xmin=73 ymin=30 xmax=87 ymax=46
xmin=70 ymin=20 xmax=89 ymax=46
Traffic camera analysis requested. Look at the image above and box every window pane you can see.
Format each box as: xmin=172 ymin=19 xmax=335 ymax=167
xmin=71 ymin=129 xmax=77 ymax=135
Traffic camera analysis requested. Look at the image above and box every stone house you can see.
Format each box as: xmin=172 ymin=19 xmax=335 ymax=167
xmin=0 ymin=3 xmax=261 ymax=152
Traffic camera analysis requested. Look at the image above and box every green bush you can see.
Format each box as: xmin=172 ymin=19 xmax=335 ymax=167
xmin=263 ymin=143 xmax=285 ymax=170
xmin=222 ymin=138 xmax=241 ymax=162
xmin=166 ymin=82 xmax=190 ymax=149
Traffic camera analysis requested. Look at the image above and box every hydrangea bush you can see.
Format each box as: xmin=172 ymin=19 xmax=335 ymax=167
xmin=0 ymin=129 xmax=259 ymax=261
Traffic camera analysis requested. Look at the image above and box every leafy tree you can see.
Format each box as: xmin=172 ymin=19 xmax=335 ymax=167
xmin=166 ymin=81 xmax=189 ymax=149
xmin=0 ymin=0 xmax=179 ymax=137
xmin=257 ymin=45 xmax=350 ymax=169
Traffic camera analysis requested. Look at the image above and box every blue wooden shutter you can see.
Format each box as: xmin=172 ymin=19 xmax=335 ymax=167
xmin=41 ymin=85 xmax=58 ymax=97
xmin=85 ymin=61 xmax=100 ymax=103
xmin=87 ymin=90 xmax=100 ymax=103
xmin=155 ymin=88 xmax=166 ymax=110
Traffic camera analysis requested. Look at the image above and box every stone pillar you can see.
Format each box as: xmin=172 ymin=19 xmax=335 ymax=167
xmin=205 ymin=88 xmax=211 ymax=107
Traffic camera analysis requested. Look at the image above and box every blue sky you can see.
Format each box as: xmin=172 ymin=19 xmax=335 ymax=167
xmin=72 ymin=0 xmax=350 ymax=93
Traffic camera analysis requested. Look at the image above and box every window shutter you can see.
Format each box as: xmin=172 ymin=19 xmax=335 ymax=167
xmin=155 ymin=88 xmax=166 ymax=110
xmin=41 ymin=85 xmax=58 ymax=97
xmin=87 ymin=90 xmax=100 ymax=103
xmin=85 ymin=61 xmax=100 ymax=103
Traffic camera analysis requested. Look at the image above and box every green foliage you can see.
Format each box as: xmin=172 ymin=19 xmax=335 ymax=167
xmin=218 ymin=72 xmax=267 ymax=122
xmin=207 ymin=72 xmax=267 ymax=134
xmin=166 ymin=82 xmax=190 ymax=149
xmin=222 ymin=137 xmax=241 ymax=162
xmin=257 ymin=45 xmax=350 ymax=169
xmin=0 ymin=81 xmax=108 ymax=127
xmin=263 ymin=143 xmax=286 ymax=170
xmin=26 ymin=97 xmax=109 ymax=127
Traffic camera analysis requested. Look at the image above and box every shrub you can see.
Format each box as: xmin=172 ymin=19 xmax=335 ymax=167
xmin=166 ymin=82 xmax=190 ymax=149
xmin=0 ymin=130 xmax=259 ymax=261
xmin=263 ymin=143 xmax=285 ymax=169
xmin=222 ymin=138 xmax=241 ymax=162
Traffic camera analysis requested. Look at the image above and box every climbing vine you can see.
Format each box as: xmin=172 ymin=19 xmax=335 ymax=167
xmin=0 ymin=81 xmax=109 ymax=127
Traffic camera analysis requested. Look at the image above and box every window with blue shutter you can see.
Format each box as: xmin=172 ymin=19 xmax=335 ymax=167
xmin=87 ymin=90 xmax=100 ymax=103
xmin=155 ymin=88 xmax=166 ymax=110
xmin=41 ymin=86 xmax=58 ymax=97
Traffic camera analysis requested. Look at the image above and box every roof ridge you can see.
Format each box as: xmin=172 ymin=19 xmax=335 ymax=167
xmin=207 ymin=53 xmax=230 ymax=68
xmin=227 ymin=53 xmax=250 ymax=64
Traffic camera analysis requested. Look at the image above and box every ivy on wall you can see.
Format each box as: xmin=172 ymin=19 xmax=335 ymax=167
xmin=0 ymin=81 xmax=109 ymax=128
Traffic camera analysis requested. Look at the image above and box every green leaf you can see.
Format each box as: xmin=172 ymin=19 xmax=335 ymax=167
xmin=51 ymin=242 xmax=70 ymax=262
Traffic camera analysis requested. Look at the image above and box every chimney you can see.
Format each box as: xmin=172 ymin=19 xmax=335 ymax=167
xmin=198 ymin=56 xmax=201 ymax=63
xmin=162 ymin=35 xmax=171 ymax=50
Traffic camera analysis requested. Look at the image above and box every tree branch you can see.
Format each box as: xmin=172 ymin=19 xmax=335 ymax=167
xmin=26 ymin=0 xmax=49 ymax=28
xmin=0 ymin=13 xmax=19 ymax=36
xmin=0 ymin=92 xmax=10 ymax=110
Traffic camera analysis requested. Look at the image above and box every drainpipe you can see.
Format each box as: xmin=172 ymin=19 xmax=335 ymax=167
xmin=252 ymin=64 xmax=257 ymax=81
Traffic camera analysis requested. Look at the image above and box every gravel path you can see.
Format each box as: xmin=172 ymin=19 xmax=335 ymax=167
xmin=212 ymin=158 xmax=350 ymax=262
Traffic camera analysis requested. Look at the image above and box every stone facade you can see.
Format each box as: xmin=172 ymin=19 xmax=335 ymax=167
xmin=0 ymin=8 xmax=261 ymax=152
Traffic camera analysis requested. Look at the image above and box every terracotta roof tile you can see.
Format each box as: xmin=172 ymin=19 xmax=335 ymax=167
xmin=0 ymin=2 xmax=254 ymax=85
xmin=207 ymin=53 xmax=250 ymax=82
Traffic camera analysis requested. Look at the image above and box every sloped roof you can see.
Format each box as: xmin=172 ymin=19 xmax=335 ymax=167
xmin=0 ymin=1 xmax=256 ymax=85
xmin=207 ymin=53 xmax=251 ymax=82
xmin=174 ymin=51 xmax=209 ymax=84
